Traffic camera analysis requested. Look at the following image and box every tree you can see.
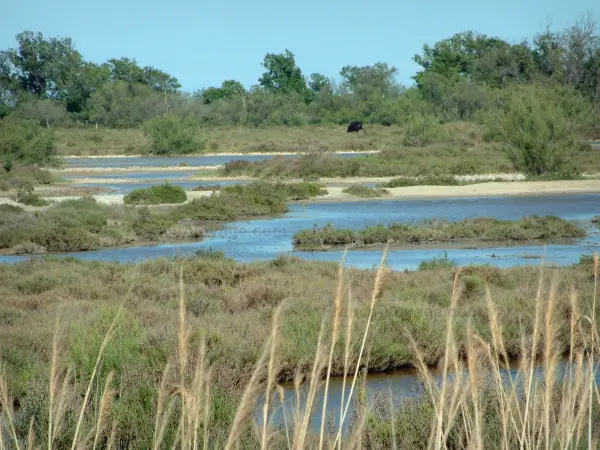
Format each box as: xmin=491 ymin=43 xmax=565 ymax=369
xmin=258 ymin=49 xmax=309 ymax=100
xmin=85 ymin=81 xmax=165 ymax=127
xmin=13 ymin=98 xmax=69 ymax=127
xmin=108 ymin=57 xmax=181 ymax=93
xmin=308 ymin=73 xmax=330 ymax=93
xmin=1 ymin=31 xmax=84 ymax=101
xmin=199 ymin=80 xmax=245 ymax=104
xmin=413 ymin=31 xmax=536 ymax=89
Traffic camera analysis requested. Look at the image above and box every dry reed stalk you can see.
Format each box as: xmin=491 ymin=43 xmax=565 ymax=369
xmin=332 ymin=246 xmax=388 ymax=449
xmin=223 ymin=301 xmax=284 ymax=450
xmin=337 ymin=274 xmax=354 ymax=450
xmin=153 ymin=363 xmax=176 ymax=450
xmin=292 ymin=315 xmax=328 ymax=450
xmin=0 ymin=365 xmax=21 ymax=450
xmin=317 ymin=249 xmax=347 ymax=450
xmin=91 ymin=370 xmax=116 ymax=450
xmin=516 ymin=263 xmax=544 ymax=450
xmin=261 ymin=301 xmax=285 ymax=450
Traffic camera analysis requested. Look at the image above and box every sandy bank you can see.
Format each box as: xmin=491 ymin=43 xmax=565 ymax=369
xmin=318 ymin=179 xmax=600 ymax=201
xmin=0 ymin=190 xmax=214 ymax=208
xmin=3 ymin=179 xmax=600 ymax=209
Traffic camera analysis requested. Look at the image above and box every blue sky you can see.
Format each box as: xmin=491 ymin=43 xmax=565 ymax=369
xmin=2 ymin=0 xmax=599 ymax=93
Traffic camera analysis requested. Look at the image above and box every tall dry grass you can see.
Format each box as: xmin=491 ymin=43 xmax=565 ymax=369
xmin=1 ymin=252 xmax=599 ymax=449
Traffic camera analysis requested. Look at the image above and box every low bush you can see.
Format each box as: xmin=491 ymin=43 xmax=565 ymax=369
xmin=341 ymin=185 xmax=389 ymax=197
xmin=0 ymin=165 xmax=55 ymax=192
xmin=0 ymin=119 xmax=58 ymax=166
xmin=15 ymin=191 xmax=50 ymax=207
xmin=142 ymin=114 xmax=205 ymax=155
xmin=123 ymin=183 xmax=187 ymax=205
xmin=293 ymin=215 xmax=586 ymax=249
xmin=385 ymin=174 xmax=460 ymax=187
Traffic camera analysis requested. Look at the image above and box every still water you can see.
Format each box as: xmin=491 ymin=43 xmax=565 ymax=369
xmin=1 ymin=194 xmax=599 ymax=266
xmin=62 ymin=152 xmax=371 ymax=169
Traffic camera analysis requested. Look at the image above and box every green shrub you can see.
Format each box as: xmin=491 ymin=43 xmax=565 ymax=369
xmin=123 ymin=183 xmax=187 ymax=205
xmin=0 ymin=119 xmax=58 ymax=166
xmin=293 ymin=215 xmax=586 ymax=249
xmin=385 ymin=175 xmax=460 ymax=188
xmin=341 ymin=185 xmax=389 ymax=197
xmin=482 ymin=84 xmax=590 ymax=176
xmin=402 ymin=114 xmax=445 ymax=147
xmin=0 ymin=166 xmax=55 ymax=192
xmin=142 ymin=114 xmax=204 ymax=155
xmin=15 ymin=191 xmax=50 ymax=207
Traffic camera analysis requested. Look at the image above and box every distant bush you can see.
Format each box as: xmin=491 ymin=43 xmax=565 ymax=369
xmin=0 ymin=166 xmax=55 ymax=192
xmin=174 ymin=181 xmax=325 ymax=221
xmin=15 ymin=191 xmax=50 ymax=207
xmin=481 ymin=84 xmax=590 ymax=176
xmin=142 ymin=114 xmax=205 ymax=155
xmin=385 ymin=175 xmax=460 ymax=187
xmin=123 ymin=183 xmax=187 ymax=205
xmin=341 ymin=185 xmax=389 ymax=197
xmin=402 ymin=114 xmax=446 ymax=147
xmin=293 ymin=215 xmax=586 ymax=250
xmin=0 ymin=119 xmax=58 ymax=166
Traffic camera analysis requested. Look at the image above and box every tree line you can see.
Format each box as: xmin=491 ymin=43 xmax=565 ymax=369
xmin=0 ymin=13 xmax=599 ymax=174
xmin=0 ymin=13 xmax=598 ymax=129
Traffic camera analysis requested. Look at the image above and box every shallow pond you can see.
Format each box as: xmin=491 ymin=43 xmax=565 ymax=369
xmin=62 ymin=152 xmax=371 ymax=169
xmin=1 ymin=194 xmax=599 ymax=266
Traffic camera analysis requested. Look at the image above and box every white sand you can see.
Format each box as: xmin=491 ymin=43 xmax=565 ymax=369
xmin=3 ymin=179 xmax=600 ymax=209
xmin=320 ymin=179 xmax=600 ymax=201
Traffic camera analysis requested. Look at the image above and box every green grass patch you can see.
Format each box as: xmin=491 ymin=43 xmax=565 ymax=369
xmin=123 ymin=183 xmax=187 ymax=205
xmin=418 ymin=252 xmax=458 ymax=270
xmin=341 ymin=184 xmax=390 ymax=197
xmin=174 ymin=181 xmax=326 ymax=221
xmin=292 ymin=215 xmax=586 ymax=250
xmin=0 ymin=256 xmax=598 ymax=447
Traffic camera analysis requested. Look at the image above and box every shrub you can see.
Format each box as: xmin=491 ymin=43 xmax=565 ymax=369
xmin=15 ymin=191 xmax=50 ymax=207
xmin=385 ymin=175 xmax=460 ymax=188
xmin=341 ymin=185 xmax=389 ymax=197
xmin=0 ymin=119 xmax=58 ymax=166
xmin=483 ymin=84 xmax=590 ymax=176
xmin=142 ymin=114 xmax=204 ymax=155
xmin=123 ymin=183 xmax=188 ymax=205
xmin=0 ymin=166 xmax=55 ymax=192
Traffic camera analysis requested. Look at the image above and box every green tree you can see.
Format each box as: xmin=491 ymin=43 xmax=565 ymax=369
xmin=308 ymin=73 xmax=330 ymax=93
xmin=12 ymin=98 xmax=69 ymax=127
xmin=258 ymin=49 xmax=309 ymax=100
xmin=199 ymin=80 xmax=245 ymax=104
xmin=1 ymin=31 xmax=84 ymax=101
xmin=85 ymin=81 xmax=166 ymax=127
xmin=108 ymin=57 xmax=181 ymax=92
